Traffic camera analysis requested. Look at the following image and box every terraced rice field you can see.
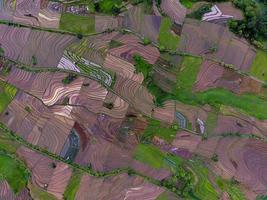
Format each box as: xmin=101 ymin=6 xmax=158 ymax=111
xmin=0 ymin=25 xmax=77 ymax=67
xmin=1 ymin=90 xmax=74 ymax=154
xmin=95 ymin=15 xmax=121 ymax=33
xmin=13 ymin=0 xmax=41 ymax=26
xmin=67 ymin=32 xmax=116 ymax=66
xmin=101 ymin=92 xmax=129 ymax=119
xmin=179 ymin=19 xmax=256 ymax=71
xmin=109 ymin=33 xmax=160 ymax=65
xmin=152 ymin=100 xmax=176 ymax=124
xmin=60 ymin=51 xmax=113 ymax=86
xmin=75 ymin=173 xmax=164 ymax=200
xmin=189 ymin=160 xmax=218 ymax=200
xmin=37 ymin=8 xmax=61 ymax=29
xmin=122 ymin=5 xmax=161 ymax=42
xmin=0 ymin=2 xmax=267 ymax=199
xmin=160 ymin=0 xmax=186 ymax=25
xmin=103 ymin=54 xmax=144 ymax=83
xmin=194 ymin=60 xmax=262 ymax=95
xmin=215 ymin=138 xmax=267 ymax=192
xmin=17 ymin=147 xmax=72 ymax=199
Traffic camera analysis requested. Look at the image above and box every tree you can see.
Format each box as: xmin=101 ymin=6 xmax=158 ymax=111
xmin=77 ymin=33 xmax=83 ymax=39
xmin=230 ymin=0 xmax=267 ymax=41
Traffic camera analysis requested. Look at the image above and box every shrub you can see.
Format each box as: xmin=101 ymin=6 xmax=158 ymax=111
xmin=31 ymin=55 xmax=37 ymax=66
xmin=211 ymin=154 xmax=218 ymax=162
xmin=24 ymin=106 xmax=31 ymax=113
xmin=62 ymin=74 xmax=77 ymax=85
xmin=143 ymin=37 xmax=151 ymax=45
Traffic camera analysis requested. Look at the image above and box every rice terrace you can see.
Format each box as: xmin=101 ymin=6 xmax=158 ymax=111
xmin=0 ymin=0 xmax=267 ymax=199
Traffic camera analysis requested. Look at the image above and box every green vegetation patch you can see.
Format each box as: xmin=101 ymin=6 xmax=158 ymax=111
xmin=134 ymin=144 xmax=165 ymax=169
xmin=174 ymin=88 xmax=267 ymax=120
xmin=62 ymin=73 xmax=78 ymax=85
xmin=189 ymin=161 xmax=218 ymax=200
xmin=198 ymin=89 xmax=267 ymax=120
xmin=205 ymin=109 xmax=218 ymax=137
xmin=94 ymin=0 xmax=123 ymax=15
xmin=175 ymin=56 xmax=202 ymax=91
xmin=257 ymin=195 xmax=267 ymax=200
xmin=180 ymin=0 xmax=198 ymax=9
xmin=216 ymin=177 xmax=246 ymax=200
xmin=134 ymin=144 xmax=184 ymax=170
xmin=0 ymin=46 xmax=5 ymax=56
xmin=133 ymin=54 xmax=153 ymax=79
xmin=250 ymin=50 xmax=267 ymax=82
xmin=133 ymin=55 xmax=171 ymax=106
xmin=109 ymin=40 xmax=124 ymax=49
xmin=134 ymin=143 xmax=193 ymax=197
xmin=169 ymin=55 xmax=267 ymax=120
xmin=0 ymin=152 xmax=30 ymax=194
xmin=0 ymin=81 xmax=17 ymax=113
xmin=147 ymin=80 xmax=172 ymax=106
xmin=158 ymin=18 xmax=180 ymax=51
xmin=63 ymin=169 xmax=83 ymax=200
xmin=0 ymin=130 xmax=20 ymax=154
xmin=141 ymin=118 xmax=178 ymax=143
xmin=59 ymin=13 xmax=95 ymax=35
xmin=156 ymin=192 xmax=168 ymax=200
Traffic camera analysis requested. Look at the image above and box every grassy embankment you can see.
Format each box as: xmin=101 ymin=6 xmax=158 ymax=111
xmin=250 ymin=50 xmax=267 ymax=82
xmin=63 ymin=169 xmax=83 ymax=200
xmin=0 ymin=81 xmax=17 ymax=113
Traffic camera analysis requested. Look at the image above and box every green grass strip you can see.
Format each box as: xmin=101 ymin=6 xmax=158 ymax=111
xmin=0 ymin=81 xmax=17 ymax=113
xmin=158 ymin=18 xmax=180 ymax=51
xmin=63 ymin=169 xmax=83 ymax=200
